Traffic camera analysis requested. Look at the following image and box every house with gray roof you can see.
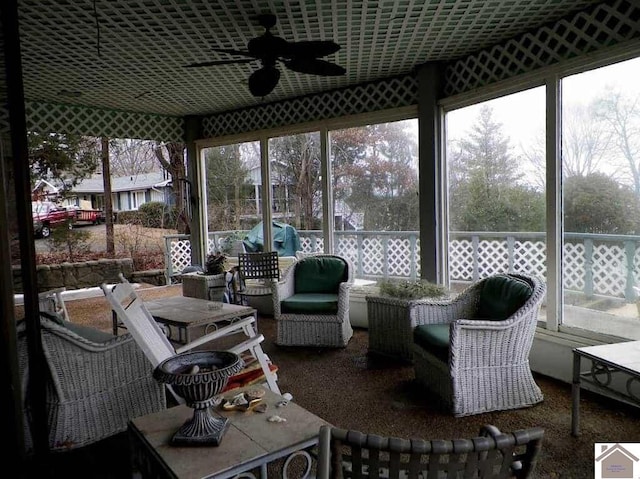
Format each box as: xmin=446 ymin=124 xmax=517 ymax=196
xmin=65 ymin=171 xmax=174 ymax=212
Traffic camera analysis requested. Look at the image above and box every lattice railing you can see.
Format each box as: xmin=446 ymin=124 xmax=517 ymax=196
xmin=166 ymin=230 xmax=640 ymax=301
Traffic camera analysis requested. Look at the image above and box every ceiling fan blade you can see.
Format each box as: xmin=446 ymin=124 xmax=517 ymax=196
xmin=248 ymin=66 xmax=280 ymax=97
xmin=211 ymin=48 xmax=258 ymax=58
xmin=285 ymin=58 xmax=346 ymax=76
xmin=284 ymin=40 xmax=341 ymax=58
xmin=185 ymin=58 xmax=255 ymax=68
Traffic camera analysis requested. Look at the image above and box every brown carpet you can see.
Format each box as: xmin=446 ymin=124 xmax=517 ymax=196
xmin=37 ymin=285 xmax=640 ymax=478
xmin=257 ymin=316 xmax=639 ymax=479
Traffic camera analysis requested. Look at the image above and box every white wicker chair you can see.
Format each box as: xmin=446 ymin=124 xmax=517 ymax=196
xmin=16 ymin=316 xmax=165 ymax=453
xmin=273 ymin=254 xmax=354 ymax=347
xmin=412 ymin=273 xmax=546 ymax=417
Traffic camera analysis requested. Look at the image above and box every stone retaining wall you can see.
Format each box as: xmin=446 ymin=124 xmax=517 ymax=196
xmin=12 ymin=258 xmax=139 ymax=293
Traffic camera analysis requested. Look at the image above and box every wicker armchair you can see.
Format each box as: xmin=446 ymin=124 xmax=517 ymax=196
xmin=17 ymin=316 xmax=165 ymax=453
xmin=412 ymin=273 xmax=546 ymax=417
xmin=273 ymin=254 xmax=354 ymax=347
xmin=317 ymin=424 xmax=545 ymax=479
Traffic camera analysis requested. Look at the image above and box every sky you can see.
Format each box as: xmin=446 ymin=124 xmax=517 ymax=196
xmin=447 ymin=56 xmax=640 ymax=149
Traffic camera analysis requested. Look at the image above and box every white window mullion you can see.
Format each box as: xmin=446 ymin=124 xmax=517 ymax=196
xmin=320 ymin=128 xmax=333 ymax=253
xmin=545 ymin=75 xmax=562 ymax=332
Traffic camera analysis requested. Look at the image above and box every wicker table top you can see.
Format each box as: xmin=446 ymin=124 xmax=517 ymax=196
xmin=129 ymin=386 xmax=329 ymax=479
xmin=144 ymin=296 xmax=255 ymax=328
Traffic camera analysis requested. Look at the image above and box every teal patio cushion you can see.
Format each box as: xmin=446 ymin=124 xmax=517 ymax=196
xmin=476 ymin=274 xmax=533 ymax=321
xmin=40 ymin=311 xmax=114 ymax=342
xmin=294 ymin=257 xmax=347 ymax=294
xmin=281 ymin=293 xmax=339 ymax=314
xmin=413 ymin=324 xmax=449 ymax=361
xmin=64 ymin=322 xmax=115 ymax=343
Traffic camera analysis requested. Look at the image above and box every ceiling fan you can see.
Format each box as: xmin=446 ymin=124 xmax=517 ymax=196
xmin=185 ymin=13 xmax=346 ymax=97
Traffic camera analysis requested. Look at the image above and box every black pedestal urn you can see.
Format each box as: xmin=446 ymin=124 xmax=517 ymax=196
xmin=153 ymin=351 xmax=244 ymax=446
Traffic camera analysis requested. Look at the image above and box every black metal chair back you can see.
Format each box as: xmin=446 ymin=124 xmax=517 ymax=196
xmin=317 ymin=424 xmax=544 ymax=479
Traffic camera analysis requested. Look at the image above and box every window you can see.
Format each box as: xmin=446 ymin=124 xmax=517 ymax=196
xmin=202 ymin=141 xmax=261 ymax=252
xmin=561 ymin=57 xmax=640 ymax=340
xmin=445 ymin=88 xmax=547 ymax=307
xmin=330 ymin=119 xmax=419 ymax=279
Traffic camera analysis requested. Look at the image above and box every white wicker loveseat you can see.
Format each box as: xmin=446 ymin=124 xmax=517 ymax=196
xmin=412 ymin=273 xmax=546 ymax=417
xmin=17 ymin=314 xmax=166 ymax=453
xmin=273 ymin=254 xmax=354 ymax=347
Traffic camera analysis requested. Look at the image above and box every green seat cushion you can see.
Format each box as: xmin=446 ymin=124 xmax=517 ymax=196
xmin=64 ymin=322 xmax=115 ymax=343
xmin=281 ymin=293 xmax=340 ymax=314
xmin=294 ymin=257 xmax=347 ymax=294
xmin=476 ymin=274 xmax=533 ymax=321
xmin=37 ymin=312 xmax=114 ymax=342
xmin=413 ymin=324 xmax=449 ymax=361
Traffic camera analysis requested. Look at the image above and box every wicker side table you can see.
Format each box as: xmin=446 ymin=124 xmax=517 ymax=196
xmin=366 ymin=296 xmax=415 ymax=362
xmin=181 ymin=273 xmax=226 ymax=302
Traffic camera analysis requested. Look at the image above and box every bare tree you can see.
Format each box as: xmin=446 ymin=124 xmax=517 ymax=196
xmin=519 ymin=103 xmax=613 ymax=190
xmin=154 ymin=142 xmax=188 ymax=234
xmin=562 ymin=103 xmax=612 ymax=177
xmin=101 ymin=137 xmax=115 ymax=254
xmin=593 ymin=91 xmax=640 ymax=196
xmin=108 ymin=138 xmax=157 ymax=177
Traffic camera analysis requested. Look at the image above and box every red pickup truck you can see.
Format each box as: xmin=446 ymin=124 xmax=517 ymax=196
xmin=32 ymin=202 xmax=104 ymax=238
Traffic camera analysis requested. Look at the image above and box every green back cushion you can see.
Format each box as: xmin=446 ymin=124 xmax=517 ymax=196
xmin=413 ymin=324 xmax=449 ymax=361
xmin=476 ymin=275 xmax=533 ymax=321
xmin=294 ymin=257 xmax=347 ymax=294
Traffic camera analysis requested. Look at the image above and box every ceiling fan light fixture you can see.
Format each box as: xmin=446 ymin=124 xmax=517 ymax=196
xmin=248 ymin=65 xmax=280 ymax=97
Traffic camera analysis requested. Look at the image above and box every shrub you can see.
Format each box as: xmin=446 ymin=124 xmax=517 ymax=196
xmin=378 ymin=279 xmax=447 ymax=300
xmin=46 ymin=225 xmax=91 ymax=262
xmin=138 ymin=201 xmax=176 ymax=228
xmin=116 ymin=210 xmax=142 ymax=225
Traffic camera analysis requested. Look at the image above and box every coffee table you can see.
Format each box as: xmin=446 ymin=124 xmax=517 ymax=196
xmin=113 ymin=296 xmax=257 ymax=344
xmin=129 ymin=386 xmax=330 ymax=479
xmin=571 ymin=340 xmax=640 ymax=436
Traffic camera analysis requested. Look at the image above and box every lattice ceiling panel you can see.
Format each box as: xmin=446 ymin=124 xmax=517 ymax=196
xmin=16 ymin=0 xmax=600 ymax=118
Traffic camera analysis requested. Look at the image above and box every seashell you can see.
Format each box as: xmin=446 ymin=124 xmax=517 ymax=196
xmin=231 ymin=393 xmax=248 ymax=406
xmin=267 ymin=415 xmax=287 ymax=423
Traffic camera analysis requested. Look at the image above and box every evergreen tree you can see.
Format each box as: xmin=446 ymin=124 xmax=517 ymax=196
xmin=448 ymin=106 xmax=545 ymax=232
xmin=29 ymin=131 xmax=100 ymax=193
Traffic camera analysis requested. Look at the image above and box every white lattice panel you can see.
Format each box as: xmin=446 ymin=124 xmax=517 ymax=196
xmin=169 ymin=238 xmax=192 ymax=276
xmin=334 ymin=236 xmax=357 ymax=269
xmin=592 ymin=244 xmax=626 ymax=297
xmin=445 ymin=0 xmax=640 ymax=96
xmin=449 ymin=239 xmax=475 ymax=281
xmin=513 ymin=241 xmax=547 ymax=277
xmin=634 ymin=249 xmax=640 ymax=286
xmin=25 ymin=101 xmax=183 ymax=142
xmin=300 ymin=236 xmax=324 ymax=253
xmin=477 ymin=240 xmax=510 ymax=277
xmin=563 ymin=243 xmax=585 ymax=291
xmin=361 ymin=237 xmax=384 ymax=276
xmin=387 ymin=238 xmax=413 ymax=277
xmin=207 ymin=237 xmax=218 ymax=255
xmin=202 ymin=75 xmax=417 ymax=138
